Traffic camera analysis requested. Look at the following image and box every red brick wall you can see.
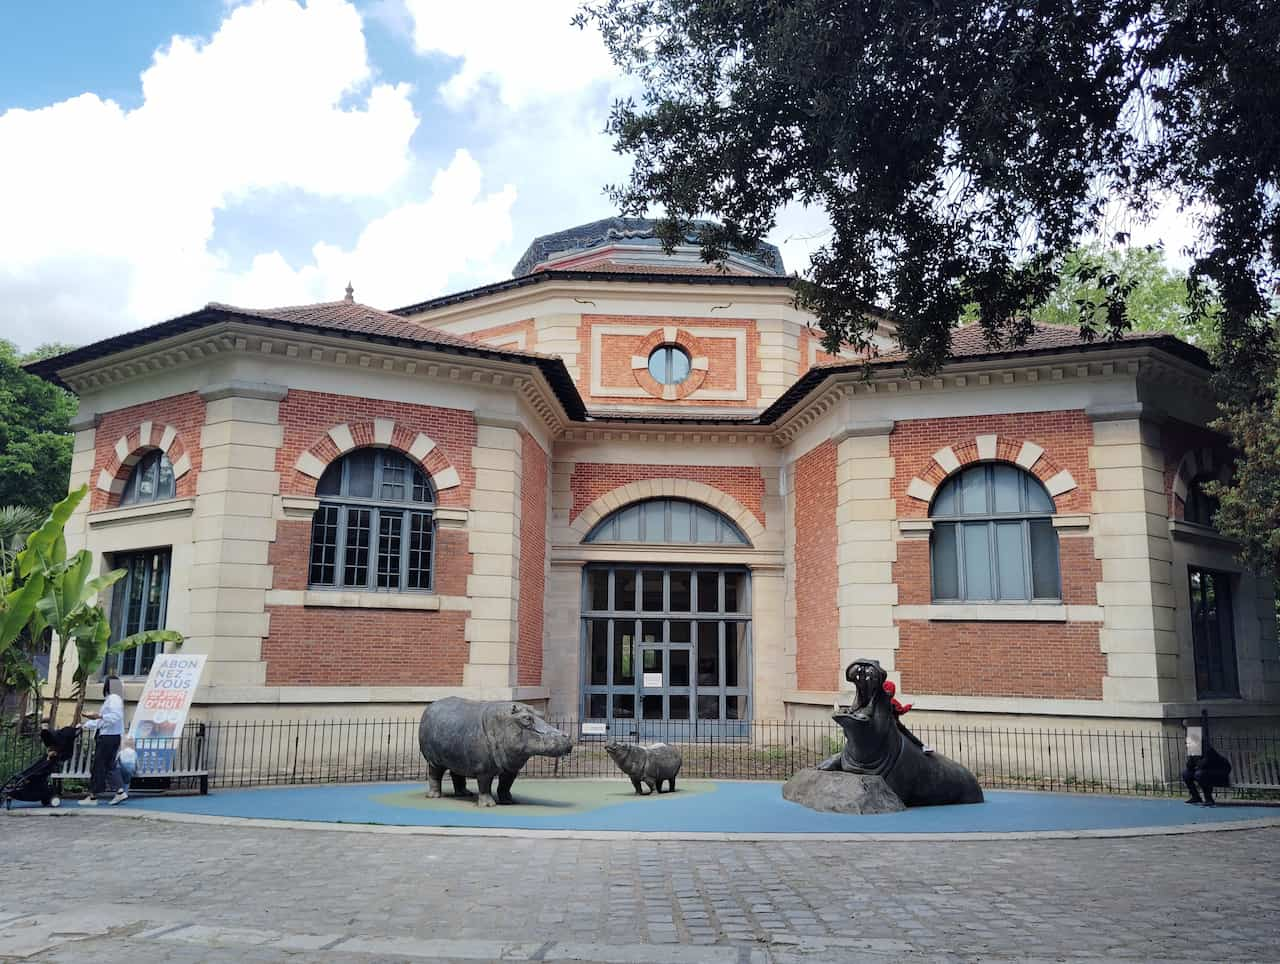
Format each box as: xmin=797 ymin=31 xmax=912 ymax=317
xmin=580 ymin=314 xmax=760 ymax=406
xmin=891 ymin=410 xmax=1095 ymax=517
xmin=264 ymin=390 xmax=477 ymax=686
xmin=275 ymin=390 xmax=476 ymax=509
xmin=897 ymin=621 xmax=1105 ymax=699
xmin=91 ymin=392 xmax=205 ymax=509
xmin=793 ymin=440 xmax=839 ymax=691
xmin=890 ymin=412 xmax=1105 ymax=699
xmin=569 ymin=463 xmax=766 ymax=525
xmin=518 ymin=431 xmax=548 ymax=686
xmin=261 ymin=609 xmax=468 ymax=686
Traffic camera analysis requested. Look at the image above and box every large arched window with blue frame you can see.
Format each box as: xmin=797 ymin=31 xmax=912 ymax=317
xmin=929 ymin=463 xmax=1060 ymax=602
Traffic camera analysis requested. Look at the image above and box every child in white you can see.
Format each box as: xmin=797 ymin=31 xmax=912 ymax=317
xmin=115 ymin=735 xmax=138 ymax=796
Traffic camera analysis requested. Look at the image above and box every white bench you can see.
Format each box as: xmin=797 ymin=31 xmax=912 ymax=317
xmin=54 ymin=729 xmax=209 ymax=795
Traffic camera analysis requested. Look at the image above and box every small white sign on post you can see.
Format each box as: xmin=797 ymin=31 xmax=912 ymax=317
xmin=642 ymin=672 xmax=663 ymax=688
xmin=129 ymin=654 xmax=206 ymax=742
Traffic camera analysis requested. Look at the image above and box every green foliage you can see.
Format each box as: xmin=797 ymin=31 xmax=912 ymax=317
xmin=578 ymin=0 xmax=1280 ymax=565
xmin=0 ymin=340 xmax=75 ymax=514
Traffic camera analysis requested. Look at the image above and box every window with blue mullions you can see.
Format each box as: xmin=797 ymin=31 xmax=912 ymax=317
xmin=309 ymin=449 xmax=436 ymax=592
xmin=929 ymin=463 xmax=1060 ymax=602
xmin=647 ymin=345 xmax=692 ymax=385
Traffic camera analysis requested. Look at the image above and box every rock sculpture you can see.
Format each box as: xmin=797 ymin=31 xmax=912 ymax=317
xmin=783 ymin=658 xmax=982 ymax=812
xmin=605 ymin=741 xmax=682 ymax=794
xmin=418 ymin=698 xmax=573 ymax=807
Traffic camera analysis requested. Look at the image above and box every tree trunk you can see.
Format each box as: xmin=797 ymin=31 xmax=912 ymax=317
xmin=47 ymin=635 xmax=66 ymax=728
xmin=72 ymin=678 xmax=87 ymax=726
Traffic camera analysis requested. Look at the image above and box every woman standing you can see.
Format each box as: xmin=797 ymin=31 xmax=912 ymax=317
xmin=79 ymin=675 xmax=127 ymax=806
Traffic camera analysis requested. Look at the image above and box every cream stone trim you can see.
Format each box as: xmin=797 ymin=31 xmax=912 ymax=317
xmin=906 ymin=478 xmax=936 ymax=503
xmin=139 ymin=420 xmax=153 ymax=447
xmin=1044 ymin=469 xmax=1077 ymax=496
xmin=433 ymin=467 xmax=461 ymax=490
xmin=896 ymin=604 xmax=1070 ymax=622
xmin=294 ymin=452 xmax=326 ymax=479
xmin=630 ymin=355 xmax=647 ymax=370
xmin=280 ymin=495 xmax=320 ymax=519
xmin=1168 ymin=519 xmax=1239 ymax=549
xmin=1015 ymin=441 xmax=1044 ymax=469
xmin=113 ymin=436 xmax=131 ymax=462
xmin=159 ymin=425 xmax=178 ymax=452
xmin=897 ymin=519 xmax=933 ymax=540
xmin=975 ymin=434 xmax=997 ymax=461
xmin=373 ymin=418 xmax=395 ymax=446
xmin=299 ymin=590 xmax=444 ymax=611
xmin=408 ymin=433 xmax=437 ymax=462
xmin=1052 ymin=515 xmax=1091 ymax=531
xmin=690 ymin=356 xmax=709 ymax=371
xmin=170 ymin=453 xmax=192 ymax=479
xmin=96 ymin=469 xmax=124 ymax=494
xmin=327 ymin=423 xmax=355 ymax=454
xmin=435 ymin=507 xmax=468 ymax=529
xmin=88 ymin=498 xmax=196 ymax=529
xmin=932 ymin=446 xmax=961 ymax=474
xmin=568 ymin=478 xmax=767 ymax=545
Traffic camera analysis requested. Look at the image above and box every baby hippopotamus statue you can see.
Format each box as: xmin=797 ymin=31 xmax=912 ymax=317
xmin=815 ymin=658 xmax=983 ymax=807
xmin=605 ymin=741 xmax=682 ymax=794
xmin=419 ymin=698 xmax=572 ymax=807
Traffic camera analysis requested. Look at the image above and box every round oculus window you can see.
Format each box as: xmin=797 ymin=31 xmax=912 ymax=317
xmin=647 ymin=345 xmax=692 ymax=385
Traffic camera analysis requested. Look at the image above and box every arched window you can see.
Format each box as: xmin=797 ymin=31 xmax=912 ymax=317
xmin=1183 ymin=476 xmax=1220 ymax=527
xmin=930 ymin=464 xmax=1060 ymax=602
xmin=585 ymin=498 xmax=749 ymax=546
xmin=120 ymin=450 xmax=175 ymax=505
xmin=309 ymin=449 xmax=435 ymax=592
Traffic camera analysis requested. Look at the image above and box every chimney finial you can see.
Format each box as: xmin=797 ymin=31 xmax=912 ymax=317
xmin=344 ymin=281 xmax=354 ymax=303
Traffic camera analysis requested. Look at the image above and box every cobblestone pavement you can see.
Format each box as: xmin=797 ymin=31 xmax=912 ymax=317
xmin=2 ymin=815 xmax=1278 ymax=962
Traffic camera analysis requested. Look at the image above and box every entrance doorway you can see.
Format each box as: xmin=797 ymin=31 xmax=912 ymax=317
xmin=581 ymin=565 xmax=751 ymax=738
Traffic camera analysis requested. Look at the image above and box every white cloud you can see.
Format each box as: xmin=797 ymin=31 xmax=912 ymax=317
xmin=0 ymin=0 xmax=521 ymax=350
xmin=404 ymin=0 xmax=619 ymax=109
xmin=225 ymin=149 xmax=516 ymax=307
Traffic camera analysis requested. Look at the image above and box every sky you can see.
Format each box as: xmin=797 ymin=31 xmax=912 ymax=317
xmin=0 ymin=0 xmax=1187 ymax=354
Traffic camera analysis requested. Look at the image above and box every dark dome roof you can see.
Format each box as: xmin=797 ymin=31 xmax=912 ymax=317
xmin=512 ymin=217 xmax=786 ymax=277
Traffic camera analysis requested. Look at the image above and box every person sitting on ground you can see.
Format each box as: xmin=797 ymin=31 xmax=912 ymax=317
xmin=79 ymin=675 xmax=127 ymax=806
xmin=1182 ymin=718 xmax=1231 ymax=807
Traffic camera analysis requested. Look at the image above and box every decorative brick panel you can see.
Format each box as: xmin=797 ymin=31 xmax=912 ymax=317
xmin=569 ymin=463 xmax=766 ymax=525
xmin=91 ymin=392 xmax=205 ymax=509
xmin=892 ymin=411 xmax=1095 ymax=517
xmin=794 ymin=440 xmax=839 ymax=691
xmin=518 ymin=431 xmax=548 ymax=686
xmin=275 ymin=390 xmax=476 ymax=508
xmin=897 ymin=621 xmax=1105 ymax=699
xmin=262 ymin=608 xmax=468 ymax=686
xmin=581 ymin=314 xmax=760 ymax=406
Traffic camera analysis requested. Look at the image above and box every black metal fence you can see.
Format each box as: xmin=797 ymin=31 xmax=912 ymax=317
xmin=192 ymin=717 xmax=1280 ymax=798
xmin=0 ymin=722 xmax=44 ymax=786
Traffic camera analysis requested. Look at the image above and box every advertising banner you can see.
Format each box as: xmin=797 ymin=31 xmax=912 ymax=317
xmin=129 ymin=654 xmax=206 ymax=772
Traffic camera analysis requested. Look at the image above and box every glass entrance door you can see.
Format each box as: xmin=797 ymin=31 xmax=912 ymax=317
xmin=582 ymin=565 xmax=750 ymax=738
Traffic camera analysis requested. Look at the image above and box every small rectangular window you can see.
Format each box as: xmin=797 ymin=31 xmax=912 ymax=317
xmin=309 ymin=505 xmax=340 ymax=585
xmin=642 ymin=500 xmax=666 ymax=541
xmin=669 ymin=500 xmax=692 ymax=542
xmin=1029 ymin=520 xmax=1060 ymax=599
xmin=406 ymin=511 xmax=433 ymax=590
xmin=994 ymin=521 xmax=1026 ymax=600
xmin=931 ymin=523 xmax=959 ymax=599
xmin=376 ymin=513 xmax=403 ymax=588
xmin=961 ymin=523 xmax=993 ymax=600
xmin=342 ymin=508 xmax=371 ymax=587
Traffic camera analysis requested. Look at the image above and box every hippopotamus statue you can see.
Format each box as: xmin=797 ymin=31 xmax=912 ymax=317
xmin=817 ymin=659 xmax=983 ymax=806
xmin=605 ymin=741 xmax=682 ymax=794
xmin=418 ymin=698 xmax=572 ymax=807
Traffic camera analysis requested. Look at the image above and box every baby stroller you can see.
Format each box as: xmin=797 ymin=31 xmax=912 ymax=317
xmin=1 ymin=726 xmax=78 ymax=809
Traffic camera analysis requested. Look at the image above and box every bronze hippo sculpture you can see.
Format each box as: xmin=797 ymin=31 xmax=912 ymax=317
xmin=817 ymin=659 xmax=983 ymax=807
xmin=419 ymin=698 xmax=572 ymax=807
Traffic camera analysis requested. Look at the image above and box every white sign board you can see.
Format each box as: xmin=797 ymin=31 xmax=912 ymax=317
xmin=129 ymin=654 xmax=206 ymax=742
xmin=642 ymin=672 xmax=663 ymax=688
xmin=581 ymin=722 xmax=608 ymax=736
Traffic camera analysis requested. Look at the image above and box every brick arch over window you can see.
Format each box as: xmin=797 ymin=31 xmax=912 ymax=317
xmin=292 ymin=419 xmax=464 ymax=506
xmin=903 ymin=434 xmax=1078 ymax=509
xmin=569 ymin=479 xmax=766 ymax=545
xmin=1170 ymin=447 xmax=1229 ymax=520
xmin=95 ymin=422 xmax=194 ymax=502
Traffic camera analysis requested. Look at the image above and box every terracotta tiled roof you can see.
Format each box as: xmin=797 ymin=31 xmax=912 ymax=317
xmin=207 ymin=301 xmax=551 ymax=359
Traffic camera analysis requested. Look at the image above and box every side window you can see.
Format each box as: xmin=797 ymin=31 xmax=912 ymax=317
xmin=930 ymin=463 xmax=1060 ymax=602
xmin=106 ymin=549 xmax=171 ymax=677
xmin=309 ymin=449 xmax=436 ymax=592
xmin=120 ymin=451 xmax=176 ymax=505
xmin=1183 ymin=476 xmax=1220 ymax=528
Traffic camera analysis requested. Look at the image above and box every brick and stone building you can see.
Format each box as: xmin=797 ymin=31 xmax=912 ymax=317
xmin=31 ymin=217 xmax=1279 ymax=735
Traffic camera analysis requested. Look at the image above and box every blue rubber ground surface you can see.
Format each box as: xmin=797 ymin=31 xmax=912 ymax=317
xmin=43 ymin=780 xmax=1267 ymax=833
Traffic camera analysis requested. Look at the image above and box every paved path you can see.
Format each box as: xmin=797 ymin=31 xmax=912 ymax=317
xmin=3 ymin=815 xmax=1278 ymax=962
